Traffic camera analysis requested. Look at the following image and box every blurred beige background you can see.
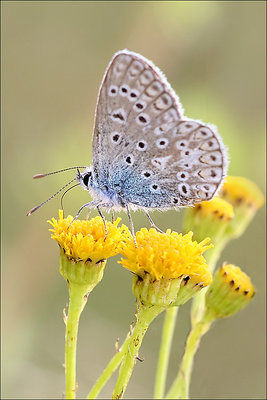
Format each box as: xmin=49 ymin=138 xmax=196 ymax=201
xmin=2 ymin=1 xmax=265 ymax=399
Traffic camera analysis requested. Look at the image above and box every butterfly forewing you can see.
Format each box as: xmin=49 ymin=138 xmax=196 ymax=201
xmin=93 ymin=51 xmax=182 ymax=164
xmin=92 ymin=50 xmax=227 ymax=209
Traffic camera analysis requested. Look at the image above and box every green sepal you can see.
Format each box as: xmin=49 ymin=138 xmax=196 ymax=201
xmin=59 ymin=247 xmax=106 ymax=292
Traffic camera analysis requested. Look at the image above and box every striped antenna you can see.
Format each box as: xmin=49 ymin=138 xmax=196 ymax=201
xmin=26 ymin=177 xmax=77 ymax=216
xmin=32 ymin=166 xmax=87 ymax=179
xmin=60 ymin=183 xmax=80 ymax=210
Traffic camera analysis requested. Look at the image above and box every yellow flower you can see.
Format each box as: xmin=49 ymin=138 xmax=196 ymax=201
xmin=182 ymin=197 xmax=235 ymax=281
xmin=205 ymin=264 xmax=255 ymax=319
xmin=120 ymin=228 xmax=212 ymax=283
xmin=119 ymin=228 xmax=213 ymax=307
xmin=48 ymin=210 xmax=130 ymax=264
xmin=219 ymin=176 xmax=264 ymax=239
xmin=219 ymin=264 xmax=255 ymax=297
xmin=220 ymin=176 xmax=264 ymax=210
xmin=193 ymin=197 xmax=234 ymax=221
xmin=183 ymin=197 xmax=234 ymax=247
xmin=183 ymin=197 xmax=234 ymax=253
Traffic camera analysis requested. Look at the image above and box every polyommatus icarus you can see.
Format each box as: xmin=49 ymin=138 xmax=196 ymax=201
xmin=28 ymin=50 xmax=228 ymax=240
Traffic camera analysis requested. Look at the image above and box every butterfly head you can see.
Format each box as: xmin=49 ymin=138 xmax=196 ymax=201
xmin=77 ymin=167 xmax=92 ymax=190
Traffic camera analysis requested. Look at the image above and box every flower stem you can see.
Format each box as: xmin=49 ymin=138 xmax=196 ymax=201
xmin=166 ymin=316 xmax=212 ymax=399
xmin=112 ymin=303 xmax=164 ymax=399
xmin=190 ymin=243 xmax=224 ymax=326
xmin=167 ymin=239 xmax=226 ymax=399
xmin=86 ymin=333 xmax=132 ymax=399
xmin=65 ymin=283 xmax=89 ymax=399
xmin=154 ymin=307 xmax=179 ymax=399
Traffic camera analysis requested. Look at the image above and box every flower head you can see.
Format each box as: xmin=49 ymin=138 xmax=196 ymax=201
xmin=48 ymin=210 xmax=130 ymax=289
xmin=193 ymin=197 xmax=234 ymax=221
xmin=205 ymin=264 xmax=255 ymax=320
xmin=48 ymin=210 xmax=130 ymax=264
xmin=119 ymin=228 xmax=212 ymax=307
xmin=220 ymin=176 xmax=264 ymax=210
xmin=120 ymin=228 xmax=212 ymax=281
xmin=183 ymin=197 xmax=234 ymax=245
xmin=219 ymin=176 xmax=264 ymax=239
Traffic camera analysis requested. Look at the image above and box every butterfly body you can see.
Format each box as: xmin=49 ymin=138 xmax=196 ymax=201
xmin=78 ymin=167 xmax=128 ymax=210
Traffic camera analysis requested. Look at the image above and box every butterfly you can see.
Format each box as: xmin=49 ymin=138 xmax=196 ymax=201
xmin=28 ymin=50 xmax=228 ymax=242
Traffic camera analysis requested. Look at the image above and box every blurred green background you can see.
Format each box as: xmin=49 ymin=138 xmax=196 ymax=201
xmin=2 ymin=1 xmax=265 ymax=399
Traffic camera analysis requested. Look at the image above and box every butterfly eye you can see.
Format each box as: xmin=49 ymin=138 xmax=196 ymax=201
xmin=83 ymin=172 xmax=91 ymax=187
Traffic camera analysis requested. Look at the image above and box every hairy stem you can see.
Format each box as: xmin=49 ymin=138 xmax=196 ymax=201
xmin=166 ymin=317 xmax=212 ymax=399
xmin=86 ymin=333 xmax=132 ymax=399
xmin=112 ymin=304 xmax=164 ymax=399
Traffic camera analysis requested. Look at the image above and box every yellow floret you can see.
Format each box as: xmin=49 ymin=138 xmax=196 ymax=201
xmin=119 ymin=228 xmax=212 ymax=286
xmin=48 ymin=210 xmax=130 ymax=263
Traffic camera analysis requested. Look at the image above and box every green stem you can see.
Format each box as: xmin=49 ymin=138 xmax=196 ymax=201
xmin=190 ymin=243 xmax=225 ymax=327
xmin=86 ymin=333 xmax=132 ymax=399
xmin=112 ymin=303 xmax=164 ymax=399
xmin=65 ymin=283 xmax=89 ymax=399
xmin=154 ymin=307 xmax=179 ymax=399
xmin=166 ymin=317 xmax=212 ymax=399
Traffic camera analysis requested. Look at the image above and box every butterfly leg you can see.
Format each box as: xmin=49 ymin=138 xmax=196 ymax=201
xmin=69 ymin=200 xmax=100 ymax=227
xmin=111 ymin=210 xmax=115 ymax=224
xmin=85 ymin=208 xmax=91 ymax=221
xmin=126 ymin=204 xmax=137 ymax=248
xmin=144 ymin=211 xmax=164 ymax=234
xmin=97 ymin=206 xmax=108 ymax=241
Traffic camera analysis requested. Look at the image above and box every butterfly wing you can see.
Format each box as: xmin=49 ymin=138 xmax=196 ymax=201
xmin=92 ymin=50 xmax=183 ymax=168
xmin=92 ymin=50 xmax=227 ymax=208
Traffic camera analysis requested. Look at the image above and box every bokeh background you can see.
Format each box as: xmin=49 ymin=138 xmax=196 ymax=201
xmin=2 ymin=1 xmax=266 ymax=399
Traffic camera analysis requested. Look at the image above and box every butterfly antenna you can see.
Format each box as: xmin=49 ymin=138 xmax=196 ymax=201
xmin=26 ymin=177 xmax=77 ymax=216
xmin=32 ymin=166 xmax=87 ymax=179
xmin=60 ymin=183 xmax=80 ymax=211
